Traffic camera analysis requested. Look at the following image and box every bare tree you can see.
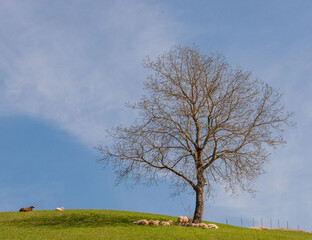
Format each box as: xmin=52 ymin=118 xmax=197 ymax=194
xmin=96 ymin=45 xmax=294 ymax=223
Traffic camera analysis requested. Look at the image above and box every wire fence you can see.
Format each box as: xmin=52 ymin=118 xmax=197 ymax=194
xmin=224 ymin=217 xmax=308 ymax=232
xmin=180 ymin=203 xmax=310 ymax=232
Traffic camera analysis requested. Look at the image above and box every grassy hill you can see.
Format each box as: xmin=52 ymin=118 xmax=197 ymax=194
xmin=0 ymin=209 xmax=311 ymax=239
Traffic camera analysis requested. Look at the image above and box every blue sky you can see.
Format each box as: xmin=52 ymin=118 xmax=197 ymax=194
xmin=1 ymin=0 xmax=312 ymax=231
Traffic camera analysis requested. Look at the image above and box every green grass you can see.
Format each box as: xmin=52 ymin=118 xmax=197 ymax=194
xmin=0 ymin=209 xmax=311 ymax=239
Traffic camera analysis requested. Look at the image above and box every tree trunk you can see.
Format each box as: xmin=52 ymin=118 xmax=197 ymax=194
xmin=193 ymin=186 xmax=204 ymax=223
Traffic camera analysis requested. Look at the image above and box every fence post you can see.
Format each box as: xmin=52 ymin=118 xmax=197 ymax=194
xmin=241 ymin=218 xmax=243 ymax=227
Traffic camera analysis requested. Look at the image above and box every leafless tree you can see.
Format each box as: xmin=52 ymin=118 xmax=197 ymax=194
xmin=96 ymin=45 xmax=294 ymax=223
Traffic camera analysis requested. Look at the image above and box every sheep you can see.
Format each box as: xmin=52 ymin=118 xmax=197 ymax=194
xmin=177 ymin=216 xmax=189 ymax=225
xmin=160 ymin=220 xmax=173 ymax=226
xmin=134 ymin=219 xmax=174 ymax=226
xmin=133 ymin=219 xmax=148 ymax=225
xmin=160 ymin=221 xmax=170 ymax=226
xmin=177 ymin=216 xmax=183 ymax=224
xmin=191 ymin=223 xmax=219 ymax=229
xmin=177 ymin=218 xmax=219 ymax=229
xmin=56 ymin=207 xmax=64 ymax=211
xmin=19 ymin=206 xmax=35 ymax=212
xmin=207 ymin=223 xmax=219 ymax=229
xmin=148 ymin=220 xmax=159 ymax=226
xmin=193 ymin=223 xmax=208 ymax=228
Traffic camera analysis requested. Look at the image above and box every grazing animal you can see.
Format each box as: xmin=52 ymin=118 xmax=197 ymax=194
xmin=133 ymin=219 xmax=149 ymax=225
xmin=179 ymin=222 xmax=219 ymax=229
xmin=148 ymin=220 xmax=159 ymax=226
xmin=160 ymin=221 xmax=170 ymax=226
xmin=194 ymin=223 xmax=208 ymax=228
xmin=207 ymin=223 xmax=219 ymax=229
xmin=160 ymin=220 xmax=174 ymax=226
xmin=56 ymin=207 xmax=64 ymax=211
xmin=177 ymin=216 xmax=189 ymax=225
xmin=19 ymin=206 xmax=35 ymax=212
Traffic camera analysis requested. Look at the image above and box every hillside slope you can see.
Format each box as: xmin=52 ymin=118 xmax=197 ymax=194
xmin=0 ymin=209 xmax=311 ymax=240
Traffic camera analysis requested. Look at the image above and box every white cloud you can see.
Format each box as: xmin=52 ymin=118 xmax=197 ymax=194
xmin=0 ymin=0 xmax=180 ymax=145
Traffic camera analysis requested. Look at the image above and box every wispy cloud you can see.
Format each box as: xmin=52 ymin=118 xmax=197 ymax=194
xmin=0 ymin=0 xmax=180 ymax=145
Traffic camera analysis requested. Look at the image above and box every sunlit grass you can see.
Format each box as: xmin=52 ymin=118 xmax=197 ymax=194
xmin=0 ymin=209 xmax=311 ymax=239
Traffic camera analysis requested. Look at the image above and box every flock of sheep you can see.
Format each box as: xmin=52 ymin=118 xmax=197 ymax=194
xmin=19 ymin=207 xmax=218 ymax=229
xmin=133 ymin=219 xmax=174 ymax=226
xmin=133 ymin=216 xmax=219 ymax=229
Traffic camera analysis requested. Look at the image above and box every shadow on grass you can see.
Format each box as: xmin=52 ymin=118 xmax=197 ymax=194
xmin=5 ymin=212 xmax=144 ymax=228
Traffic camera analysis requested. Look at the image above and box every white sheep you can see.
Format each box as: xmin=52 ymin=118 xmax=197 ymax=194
xmin=133 ymin=219 xmax=149 ymax=225
xmin=56 ymin=207 xmax=64 ymax=211
xmin=160 ymin=221 xmax=170 ymax=226
xmin=192 ymin=223 xmax=219 ymax=229
xmin=207 ymin=223 xmax=219 ymax=229
xmin=177 ymin=216 xmax=189 ymax=225
xmin=148 ymin=220 xmax=159 ymax=226
xmin=195 ymin=223 xmax=209 ymax=228
xmin=160 ymin=220 xmax=173 ymax=226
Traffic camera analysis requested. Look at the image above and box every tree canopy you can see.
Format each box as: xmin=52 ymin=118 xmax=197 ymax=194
xmin=97 ymin=45 xmax=294 ymax=222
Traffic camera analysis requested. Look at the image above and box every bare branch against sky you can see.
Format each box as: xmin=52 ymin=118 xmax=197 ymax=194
xmin=97 ymin=45 xmax=294 ymax=223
